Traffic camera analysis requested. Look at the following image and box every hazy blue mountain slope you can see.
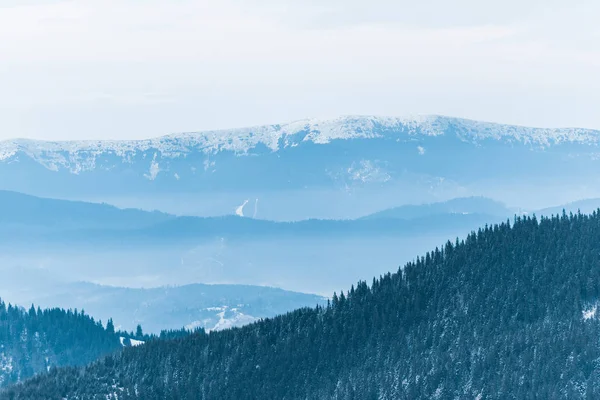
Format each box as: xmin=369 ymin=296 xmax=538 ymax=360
xmin=360 ymin=196 xmax=511 ymax=220
xmin=0 ymin=212 xmax=502 ymax=246
xmin=0 ymin=190 xmax=172 ymax=231
xmin=0 ymin=191 xmax=509 ymax=295
xmin=0 ymin=192 xmax=502 ymax=244
xmin=537 ymin=198 xmax=600 ymax=217
xmin=121 ymin=212 xmax=499 ymax=242
xmin=25 ymin=282 xmax=326 ymax=334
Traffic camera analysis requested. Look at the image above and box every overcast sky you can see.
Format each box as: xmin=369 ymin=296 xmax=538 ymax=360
xmin=0 ymin=0 xmax=599 ymax=140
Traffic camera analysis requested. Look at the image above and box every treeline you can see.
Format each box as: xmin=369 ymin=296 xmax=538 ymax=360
xmin=0 ymin=302 xmax=122 ymax=387
xmin=0 ymin=301 xmax=197 ymax=389
xmin=117 ymin=323 xmax=201 ymax=343
xmin=6 ymin=211 xmax=600 ymax=398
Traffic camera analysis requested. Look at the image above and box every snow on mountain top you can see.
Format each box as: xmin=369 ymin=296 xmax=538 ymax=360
xmin=0 ymin=115 xmax=598 ymax=166
xmin=0 ymin=115 xmax=425 ymax=163
xmin=439 ymin=116 xmax=600 ymax=146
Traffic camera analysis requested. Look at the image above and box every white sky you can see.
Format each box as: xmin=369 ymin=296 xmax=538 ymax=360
xmin=0 ymin=0 xmax=599 ymax=140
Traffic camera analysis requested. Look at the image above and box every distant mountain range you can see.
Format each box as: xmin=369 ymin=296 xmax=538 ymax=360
xmin=1 ymin=115 xmax=600 ymax=219
xmin=360 ymin=196 xmax=512 ymax=220
xmin=1 ymin=189 xmax=596 ymax=307
xmin=0 ymin=191 xmax=508 ymax=244
xmin=0 ymin=190 xmax=587 ymax=295
xmin=537 ymin=198 xmax=600 ymax=217
xmin=5 ymin=190 xmax=590 ymax=245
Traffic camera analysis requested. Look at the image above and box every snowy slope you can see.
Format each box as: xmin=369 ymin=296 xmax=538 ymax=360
xmin=1 ymin=115 xmax=600 ymax=219
xmin=0 ymin=115 xmax=598 ymax=174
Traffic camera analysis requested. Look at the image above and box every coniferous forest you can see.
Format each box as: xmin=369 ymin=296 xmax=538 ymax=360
xmin=0 ymin=301 xmax=193 ymax=390
xmin=0 ymin=303 xmax=122 ymax=388
xmin=4 ymin=211 xmax=600 ymax=399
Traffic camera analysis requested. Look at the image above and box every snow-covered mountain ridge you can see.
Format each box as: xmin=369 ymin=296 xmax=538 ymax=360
xmin=1 ymin=115 xmax=599 ymax=174
xmin=2 ymin=115 xmax=600 ymax=220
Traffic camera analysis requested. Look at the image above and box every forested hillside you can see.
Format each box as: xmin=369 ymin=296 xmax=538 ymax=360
xmin=0 ymin=302 xmax=122 ymax=388
xmin=6 ymin=212 xmax=600 ymax=399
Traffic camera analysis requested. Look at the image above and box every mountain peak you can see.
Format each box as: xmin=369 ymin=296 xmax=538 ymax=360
xmin=1 ymin=115 xmax=599 ymax=217
xmin=2 ymin=115 xmax=598 ymax=159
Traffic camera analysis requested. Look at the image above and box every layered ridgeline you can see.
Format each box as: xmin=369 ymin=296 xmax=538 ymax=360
xmin=0 ymin=190 xmax=512 ymax=295
xmin=0 ymin=190 xmax=510 ymax=240
xmin=0 ymin=301 xmax=122 ymax=388
xmin=7 ymin=212 xmax=600 ymax=399
xmin=1 ymin=116 xmax=599 ymax=219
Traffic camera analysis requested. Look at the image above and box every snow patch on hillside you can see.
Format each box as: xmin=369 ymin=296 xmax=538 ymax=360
xmin=0 ymin=353 xmax=13 ymax=374
xmin=119 ymin=337 xmax=145 ymax=347
xmin=185 ymin=306 xmax=259 ymax=332
xmin=583 ymin=303 xmax=598 ymax=320
xmin=0 ymin=352 xmax=13 ymax=386
xmin=347 ymin=160 xmax=391 ymax=184
xmin=235 ymin=200 xmax=249 ymax=217
xmin=144 ymin=154 xmax=160 ymax=180
xmin=211 ymin=308 xmax=257 ymax=332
